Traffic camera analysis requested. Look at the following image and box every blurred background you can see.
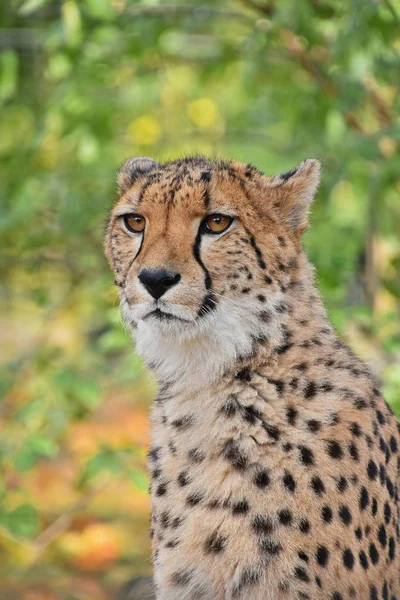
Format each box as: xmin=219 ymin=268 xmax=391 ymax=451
xmin=1 ymin=0 xmax=399 ymax=598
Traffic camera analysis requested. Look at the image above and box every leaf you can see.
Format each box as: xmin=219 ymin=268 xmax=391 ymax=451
xmin=2 ymin=504 xmax=39 ymax=538
xmin=129 ymin=469 xmax=148 ymax=492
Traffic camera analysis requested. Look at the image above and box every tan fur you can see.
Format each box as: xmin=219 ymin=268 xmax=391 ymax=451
xmin=105 ymin=156 xmax=400 ymax=600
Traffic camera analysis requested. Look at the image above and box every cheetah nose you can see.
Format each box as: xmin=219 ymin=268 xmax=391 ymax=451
xmin=138 ymin=268 xmax=181 ymax=300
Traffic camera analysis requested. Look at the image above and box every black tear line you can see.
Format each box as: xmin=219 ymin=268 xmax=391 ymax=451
xmin=193 ymin=230 xmax=217 ymax=317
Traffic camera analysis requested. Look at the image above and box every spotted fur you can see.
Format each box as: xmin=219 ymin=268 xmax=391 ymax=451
xmin=105 ymin=156 xmax=400 ymax=600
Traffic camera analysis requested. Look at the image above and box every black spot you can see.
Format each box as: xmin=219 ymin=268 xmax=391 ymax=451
xmin=369 ymin=542 xmax=379 ymax=564
xmin=148 ymin=446 xmax=161 ymax=462
xmin=384 ymin=501 xmax=391 ymax=524
xmin=233 ymin=567 xmax=261 ymax=595
xmin=171 ymin=516 xmax=183 ymax=529
xmin=348 ymin=442 xmax=359 ymax=461
xmin=379 ymin=463 xmax=386 ymax=485
xmin=278 ymin=509 xmax=292 ymax=526
xmin=252 ymin=515 xmax=273 ymax=534
xmin=299 ymin=446 xmax=314 ymax=466
xmin=160 ymin=511 xmax=170 ymax=529
xmin=232 ymin=500 xmax=249 ymax=515
xmin=295 ymin=362 xmax=308 ymax=372
xmin=390 ymin=435 xmax=398 ymax=453
xmin=359 ymin=550 xmax=369 ymax=569
xmin=307 ymin=419 xmax=321 ymax=433
xmin=371 ymin=497 xmax=378 ymax=515
xmin=299 ymin=519 xmax=310 ymax=534
xmin=343 ymin=548 xmax=354 ymax=570
xmin=389 ymin=536 xmax=395 ymax=561
xmin=263 ymin=422 xmax=280 ymax=441
xmin=170 ymin=568 xmax=193 ymax=586
xmin=236 ymin=368 xmax=252 ymax=381
xmin=171 ymin=414 xmax=194 ymax=429
xmin=339 ymin=505 xmax=352 ymax=526
xmin=267 ymin=378 xmax=284 ymax=393
xmin=248 ymin=233 xmax=267 ymax=270
xmin=321 ymin=506 xmax=333 ymax=523
xmin=310 ymin=476 xmax=325 ymax=495
xmin=378 ymin=524 xmax=387 ymax=548
xmin=386 ymin=477 xmax=395 ymax=498
xmin=294 ymin=566 xmax=310 ymax=582
xmin=259 ymin=310 xmax=272 ymax=323
xmin=298 ymin=551 xmax=309 ymax=562
xmin=186 ymin=491 xmax=204 ymax=506
xmin=367 ymin=460 xmax=378 ymax=480
xmin=369 ymin=586 xmax=378 ymax=600
xmin=156 ymin=482 xmax=168 ymax=496
xmin=376 ymin=410 xmax=385 ymax=425
xmin=258 ymin=537 xmax=282 ymax=557
xmin=200 ymin=170 xmax=211 ymax=182
xmin=223 ymin=439 xmax=248 ymax=470
xmin=326 ymin=440 xmax=343 ymax=459
xmin=337 ymin=476 xmax=348 ymax=493
xmin=304 ymin=381 xmax=317 ymax=399
xmin=204 ymin=531 xmax=227 ymax=554
xmin=286 ymin=406 xmax=298 ymax=426
xmin=178 ymin=471 xmax=191 ymax=487
xmin=283 ymin=471 xmax=296 ymax=493
xmin=188 ymin=447 xmax=206 ymax=463
xmin=354 ymin=397 xmax=367 ymax=410
xmin=350 ymin=422 xmax=362 ymax=437
xmin=278 ymin=235 xmax=286 ymax=246
xmin=253 ymin=468 xmax=270 ymax=489
xmin=359 ymin=487 xmax=369 ymax=510
xmin=316 ymin=545 xmax=329 ymax=567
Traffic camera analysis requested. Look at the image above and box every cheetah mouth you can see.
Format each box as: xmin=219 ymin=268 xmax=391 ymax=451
xmin=144 ymin=308 xmax=192 ymax=323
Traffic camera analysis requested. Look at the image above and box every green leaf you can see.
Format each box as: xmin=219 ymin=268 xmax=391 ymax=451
xmin=2 ymin=504 xmax=39 ymax=538
xmin=129 ymin=469 xmax=148 ymax=492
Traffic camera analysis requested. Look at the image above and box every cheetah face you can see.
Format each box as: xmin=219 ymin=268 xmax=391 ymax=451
xmin=105 ymin=156 xmax=320 ymax=388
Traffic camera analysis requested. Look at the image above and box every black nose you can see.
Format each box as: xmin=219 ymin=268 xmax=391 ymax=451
xmin=138 ymin=268 xmax=181 ymax=300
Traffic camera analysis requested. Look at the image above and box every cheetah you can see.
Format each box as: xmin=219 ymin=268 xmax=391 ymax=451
xmin=105 ymin=156 xmax=400 ymax=600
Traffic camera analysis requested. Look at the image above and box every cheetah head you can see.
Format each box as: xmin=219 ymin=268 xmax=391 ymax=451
xmin=105 ymin=156 xmax=320 ymax=389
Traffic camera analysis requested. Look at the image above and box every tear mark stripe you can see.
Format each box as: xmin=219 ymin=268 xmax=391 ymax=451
xmin=193 ymin=230 xmax=217 ymax=317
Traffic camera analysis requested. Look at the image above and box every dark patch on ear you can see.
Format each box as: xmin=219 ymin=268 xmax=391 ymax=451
xmin=200 ymin=170 xmax=212 ymax=182
xmin=117 ymin=156 xmax=160 ymax=195
xmin=279 ymin=167 xmax=298 ymax=181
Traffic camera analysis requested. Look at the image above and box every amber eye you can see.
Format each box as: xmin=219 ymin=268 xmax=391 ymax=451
xmin=123 ymin=213 xmax=146 ymax=233
xmin=202 ymin=214 xmax=233 ymax=234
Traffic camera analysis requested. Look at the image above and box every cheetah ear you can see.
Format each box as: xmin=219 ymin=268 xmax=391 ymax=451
xmin=266 ymin=159 xmax=321 ymax=234
xmin=117 ymin=156 xmax=160 ymax=195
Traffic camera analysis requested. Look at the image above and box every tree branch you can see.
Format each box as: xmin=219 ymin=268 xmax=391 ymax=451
xmin=124 ymin=4 xmax=253 ymax=22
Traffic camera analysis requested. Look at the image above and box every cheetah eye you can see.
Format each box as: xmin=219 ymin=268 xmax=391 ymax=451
xmin=122 ymin=213 xmax=146 ymax=233
xmin=201 ymin=214 xmax=233 ymax=235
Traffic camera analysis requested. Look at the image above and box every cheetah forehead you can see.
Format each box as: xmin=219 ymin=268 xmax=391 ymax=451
xmin=113 ymin=155 xmax=321 ymax=234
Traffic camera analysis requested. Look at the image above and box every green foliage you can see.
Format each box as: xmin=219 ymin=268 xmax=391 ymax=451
xmin=0 ymin=0 xmax=399 ymax=596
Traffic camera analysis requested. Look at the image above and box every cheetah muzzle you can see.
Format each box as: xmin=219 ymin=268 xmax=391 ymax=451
xmin=105 ymin=156 xmax=400 ymax=600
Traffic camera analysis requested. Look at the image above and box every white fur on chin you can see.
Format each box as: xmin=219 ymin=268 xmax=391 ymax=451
xmin=121 ymin=293 xmax=284 ymax=395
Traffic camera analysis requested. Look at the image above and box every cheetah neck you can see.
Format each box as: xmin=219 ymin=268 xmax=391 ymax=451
xmin=135 ymin=259 xmax=333 ymax=398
